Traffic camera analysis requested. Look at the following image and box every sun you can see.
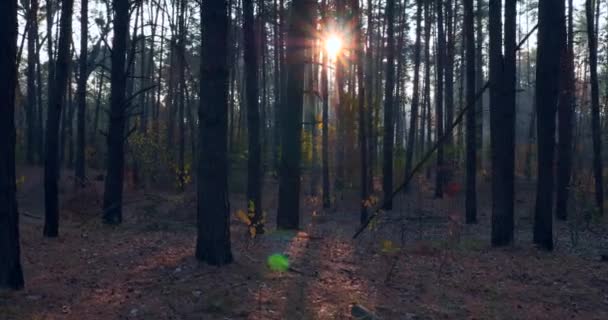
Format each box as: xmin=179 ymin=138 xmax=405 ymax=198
xmin=325 ymin=34 xmax=343 ymax=58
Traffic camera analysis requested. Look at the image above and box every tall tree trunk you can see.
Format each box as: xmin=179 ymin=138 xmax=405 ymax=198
xmin=444 ymin=0 xmax=455 ymax=149
xmin=102 ymin=0 xmax=130 ymax=225
xmin=353 ymin=0 xmax=368 ymax=224
xmin=75 ymin=0 xmax=88 ymax=186
xmin=196 ymin=0 xmax=234 ymax=265
xmin=434 ymin=0 xmax=446 ymax=198
xmin=555 ymin=0 xmax=575 ymax=220
xmin=321 ymin=0 xmax=330 ymax=209
xmin=405 ymin=0 xmax=422 ymax=191
xmin=464 ymin=0 xmax=477 ymax=224
xmin=534 ymin=0 xmax=563 ymax=251
xmin=276 ymin=0 xmax=314 ymax=229
xmin=382 ymin=0 xmax=396 ymax=210
xmin=26 ymin=0 xmax=39 ymax=164
xmin=475 ymin=0 xmax=484 ymax=168
xmin=43 ymin=0 xmax=74 ymax=237
xmin=0 ymin=0 xmax=24 ymax=290
xmin=244 ymin=0 xmax=263 ymax=231
xmin=489 ymin=0 xmax=515 ymax=246
xmin=586 ymin=0 xmax=604 ymax=217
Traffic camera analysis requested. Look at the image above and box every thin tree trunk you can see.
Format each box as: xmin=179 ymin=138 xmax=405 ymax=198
xmin=585 ymin=0 xmax=604 ymax=216
xmin=434 ymin=0 xmax=446 ymax=198
xmin=464 ymin=0 xmax=477 ymax=224
xmin=382 ymin=0 xmax=396 ymax=209
xmin=555 ymin=0 xmax=575 ymax=220
xmin=75 ymin=0 xmax=88 ymax=185
xmin=244 ymin=0 xmax=263 ymax=231
xmin=405 ymin=0 xmax=422 ymax=190
xmin=321 ymin=0 xmax=330 ymax=209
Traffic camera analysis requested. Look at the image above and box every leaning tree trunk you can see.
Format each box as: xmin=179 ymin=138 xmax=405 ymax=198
xmin=0 ymin=0 xmax=25 ymax=290
xmin=585 ymin=0 xmax=603 ymax=217
xmin=382 ymin=0 xmax=396 ymax=210
xmin=102 ymin=0 xmax=130 ymax=225
xmin=276 ymin=0 xmax=314 ymax=229
xmin=44 ymin=0 xmax=74 ymax=237
xmin=196 ymin=0 xmax=234 ymax=265
xmin=534 ymin=0 xmax=563 ymax=251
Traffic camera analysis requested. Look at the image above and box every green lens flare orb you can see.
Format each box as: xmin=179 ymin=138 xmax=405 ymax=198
xmin=267 ymin=253 xmax=290 ymax=272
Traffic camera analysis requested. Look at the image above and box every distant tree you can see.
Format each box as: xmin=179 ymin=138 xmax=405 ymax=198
xmin=44 ymin=0 xmax=74 ymax=237
xmin=434 ymin=0 xmax=446 ymax=198
xmin=321 ymin=0 xmax=331 ymax=209
xmin=464 ymin=0 xmax=477 ymax=224
xmin=404 ymin=0 xmax=423 ymax=192
xmin=244 ymin=0 xmax=263 ymax=231
xmin=25 ymin=0 xmax=39 ymax=164
xmin=75 ymin=0 xmax=88 ymax=186
xmin=555 ymin=0 xmax=575 ymax=220
xmin=196 ymin=0 xmax=233 ymax=265
xmin=382 ymin=0 xmax=396 ymax=209
xmin=0 ymin=0 xmax=25 ymax=290
xmin=102 ymin=0 xmax=130 ymax=225
xmin=534 ymin=0 xmax=563 ymax=251
xmin=353 ymin=0 xmax=368 ymax=224
xmin=276 ymin=0 xmax=314 ymax=229
xmin=585 ymin=0 xmax=603 ymax=217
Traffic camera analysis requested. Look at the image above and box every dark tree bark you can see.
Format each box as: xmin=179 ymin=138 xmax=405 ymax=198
xmin=534 ymin=0 xmax=563 ymax=251
xmin=102 ymin=0 xmax=130 ymax=225
xmin=321 ymin=0 xmax=330 ymax=209
xmin=244 ymin=0 xmax=263 ymax=231
xmin=276 ymin=0 xmax=314 ymax=229
xmin=434 ymin=0 xmax=446 ymax=198
xmin=405 ymin=0 xmax=423 ymax=190
xmin=353 ymin=0 xmax=367 ymax=224
xmin=382 ymin=0 xmax=396 ymax=210
xmin=365 ymin=0 xmax=375 ymax=193
xmin=555 ymin=0 xmax=575 ymax=221
xmin=44 ymin=0 xmax=74 ymax=237
xmin=489 ymin=0 xmax=515 ymax=246
xmin=75 ymin=0 xmax=88 ymax=186
xmin=26 ymin=0 xmax=39 ymax=164
xmin=196 ymin=0 xmax=233 ymax=265
xmin=585 ymin=0 xmax=603 ymax=217
xmin=464 ymin=0 xmax=477 ymax=224
xmin=0 ymin=0 xmax=24 ymax=290
xmin=475 ymin=0 xmax=484 ymax=166
xmin=334 ymin=0 xmax=346 ymax=192
xmin=445 ymin=0 xmax=455 ymax=148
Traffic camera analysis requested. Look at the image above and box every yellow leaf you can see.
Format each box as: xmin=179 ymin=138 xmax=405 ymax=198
xmin=236 ymin=210 xmax=251 ymax=225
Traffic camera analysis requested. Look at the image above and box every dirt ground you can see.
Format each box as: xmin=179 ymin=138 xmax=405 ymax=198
xmin=1 ymin=166 xmax=608 ymax=319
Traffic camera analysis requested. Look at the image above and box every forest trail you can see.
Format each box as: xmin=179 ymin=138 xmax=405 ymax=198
xmin=1 ymin=167 xmax=608 ymax=319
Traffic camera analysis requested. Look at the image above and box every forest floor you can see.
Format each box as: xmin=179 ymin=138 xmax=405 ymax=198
xmin=2 ymin=166 xmax=608 ymax=320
